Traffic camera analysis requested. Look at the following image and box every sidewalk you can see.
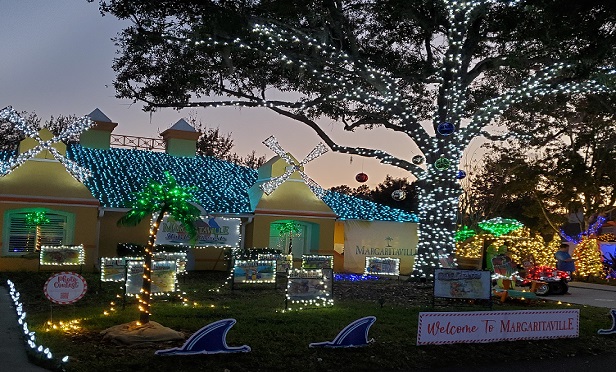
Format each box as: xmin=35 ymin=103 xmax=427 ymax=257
xmin=0 ymin=283 xmax=50 ymax=371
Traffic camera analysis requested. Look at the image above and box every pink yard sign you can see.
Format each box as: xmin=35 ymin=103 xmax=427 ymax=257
xmin=44 ymin=272 xmax=88 ymax=305
xmin=417 ymin=309 xmax=579 ymax=345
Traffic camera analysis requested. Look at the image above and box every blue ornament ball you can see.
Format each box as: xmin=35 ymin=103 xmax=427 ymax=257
xmin=456 ymin=170 xmax=467 ymax=179
xmin=437 ymin=122 xmax=455 ymax=136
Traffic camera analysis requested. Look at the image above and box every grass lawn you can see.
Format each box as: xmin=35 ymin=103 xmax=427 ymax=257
xmin=2 ymin=271 xmax=616 ymax=372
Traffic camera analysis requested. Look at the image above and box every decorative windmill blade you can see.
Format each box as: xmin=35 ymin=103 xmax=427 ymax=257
xmin=0 ymin=106 xmax=93 ymax=181
xmin=299 ymin=172 xmax=327 ymax=199
xmin=299 ymin=142 xmax=328 ymax=166
xmin=260 ymin=166 xmax=297 ymax=195
xmin=259 ymin=136 xmax=328 ymax=198
xmin=262 ymin=135 xmax=296 ymax=165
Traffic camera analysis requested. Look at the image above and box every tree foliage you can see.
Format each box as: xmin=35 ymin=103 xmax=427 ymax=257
xmin=0 ymin=112 xmax=80 ymax=150
xmin=186 ymin=115 xmax=266 ymax=168
xmin=469 ymin=95 xmax=616 ymax=235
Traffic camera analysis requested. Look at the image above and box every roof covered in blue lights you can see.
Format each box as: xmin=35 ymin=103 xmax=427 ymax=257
xmin=60 ymin=145 xmax=418 ymax=222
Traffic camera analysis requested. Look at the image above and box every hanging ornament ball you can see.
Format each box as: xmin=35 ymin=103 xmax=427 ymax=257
xmin=437 ymin=122 xmax=455 ymax=136
xmin=391 ymin=189 xmax=407 ymax=201
xmin=412 ymin=155 xmax=424 ymax=165
xmin=434 ymin=157 xmax=451 ymax=171
xmin=355 ymin=172 xmax=369 ymax=183
xmin=456 ymin=170 xmax=467 ymax=179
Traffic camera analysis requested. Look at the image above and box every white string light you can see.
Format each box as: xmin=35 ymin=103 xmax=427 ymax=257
xmin=260 ymin=136 xmax=328 ymax=198
xmin=0 ymin=107 xmax=94 ymax=182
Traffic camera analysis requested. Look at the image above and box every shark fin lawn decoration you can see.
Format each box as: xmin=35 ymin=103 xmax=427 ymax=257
xmin=156 ymin=319 xmax=251 ymax=356
xmin=309 ymin=316 xmax=376 ymax=348
xmin=597 ymin=309 xmax=616 ymax=335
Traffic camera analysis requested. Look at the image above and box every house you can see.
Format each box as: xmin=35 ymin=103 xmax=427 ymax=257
xmin=0 ymin=109 xmax=419 ymax=274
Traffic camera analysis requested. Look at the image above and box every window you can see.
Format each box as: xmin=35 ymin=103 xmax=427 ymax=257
xmin=269 ymin=220 xmax=319 ymax=259
xmin=2 ymin=209 xmax=74 ymax=256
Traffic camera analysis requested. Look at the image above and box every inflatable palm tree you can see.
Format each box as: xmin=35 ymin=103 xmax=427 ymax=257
xmin=118 ymin=171 xmax=200 ymax=324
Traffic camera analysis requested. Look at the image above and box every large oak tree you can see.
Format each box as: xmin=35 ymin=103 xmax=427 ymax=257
xmin=98 ymin=0 xmax=616 ymax=277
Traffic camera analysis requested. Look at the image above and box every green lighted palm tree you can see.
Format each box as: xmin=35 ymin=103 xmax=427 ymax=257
xmin=118 ymin=171 xmax=201 ymax=324
xmin=25 ymin=211 xmax=50 ymax=252
xmin=278 ymin=221 xmax=301 ymax=255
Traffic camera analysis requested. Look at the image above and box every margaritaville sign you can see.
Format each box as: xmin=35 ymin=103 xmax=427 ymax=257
xmin=155 ymin=215 xmax=241 ymax=247
xmin=417 ymin=309 xmax=579 ymax=345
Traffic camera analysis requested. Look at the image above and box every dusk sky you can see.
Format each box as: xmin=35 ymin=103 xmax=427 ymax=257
xmin=1 ymin=1 xmax=485 ymax=189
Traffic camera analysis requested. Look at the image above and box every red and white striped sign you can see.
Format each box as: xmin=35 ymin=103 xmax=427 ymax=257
xmin=44 ymin=272 xmax=88 ymax=305
xmin=417 ymin=309 xmax=579 ymax=345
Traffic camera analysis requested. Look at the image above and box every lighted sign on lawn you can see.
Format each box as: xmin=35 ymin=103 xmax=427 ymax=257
xmin=286 ymin=269 xmax=333 ymax=310
xmin=100 ymin=257 xmax=130 ymax=282
xmin=417 ymin=310 xmax=579 ymax=345
xmin=258 ymin=253 xmax=293 ymax=273
xmin=40 ymin=245 xmax=85 ymax=266
xmin=126 ymin=260 xmax=177 ymax=295
xmin=44 ymin=272 xmax=88 ymax=305
xmin=155 ymin=252 xmax=188 ymax=274
xmin=233 ymin=260 xmax=276 ymax=283
xmin=364 ymin=257 xmax=400 ymax=276
xmin=302 ymin=255 xmax=333 ymax=269
xmin=433 ymin=269 xmax=492 ymax=300
xmin=155 ymin=215 xmax=241 ymax=247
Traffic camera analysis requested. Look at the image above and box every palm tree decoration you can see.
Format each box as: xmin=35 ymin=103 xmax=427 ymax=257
xmin=25 ymin=210 xmax=50 ymax=252
xmin=118 ymin=171 xmax=201 ymax=324
xmin=277 ymin=221 xmax=301 ymax=255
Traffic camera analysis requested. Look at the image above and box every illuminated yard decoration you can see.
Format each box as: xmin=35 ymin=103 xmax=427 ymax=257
xmin=232 ymin=260 xmax=276 ymax=284
xmin=478 ymin=218 xmax=524 ymax=237
xmin=100 ymin=257 xmax=131 ymax=282
xmin=0 ymin=106 xmax=93 ymax=182
xmin=7 ymin=280 xmax=69 ymax=365
xmin=260 ymin=136 xmax=328 ymax=198
xmin=561 ymin=216 xmax=606 ymax=245
xmin=126 ymin=260 xmax=178 ymax=295
xmin=117 ymin=171 xmax=200 ymax=324
xmin=258 ymin=253 xmax=293 ymax=273
xmin=155 ymin=252 xmax=188 ymax=275
xmin=302 ymin=255 xmax=333 ymax=270
xmin=364 ymin=257 xmax=400 ymax=276
xmin=574 ymin=237 xmax=605 ymax=279
xmin=286 ymin=269 xmax=333 ymax=311
xmin=40 ymin=245 xmax=85 ymax=266
xmin=455 ymin=226 xmax=476 ymax=242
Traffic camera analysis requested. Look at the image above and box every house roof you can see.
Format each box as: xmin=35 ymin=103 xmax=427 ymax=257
xmin=44 ymin=145 xmax=417 ymax=222
xmin=86 ymin=108 xmax=113 ymax=123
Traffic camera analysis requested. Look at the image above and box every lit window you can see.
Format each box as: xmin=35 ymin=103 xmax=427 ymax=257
xmin=2 ymin=209 xmax=74 ymax=256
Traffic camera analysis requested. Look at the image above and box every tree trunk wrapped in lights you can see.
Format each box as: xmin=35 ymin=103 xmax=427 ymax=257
xmin=100 ymin=0 xmax=616 ymax=278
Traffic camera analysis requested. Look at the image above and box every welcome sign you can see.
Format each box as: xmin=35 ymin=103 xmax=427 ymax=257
xmin=417 ymin=310 xmax=579 ymax=345
xmin=155 ymin=215 xmax=241 ymax=247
